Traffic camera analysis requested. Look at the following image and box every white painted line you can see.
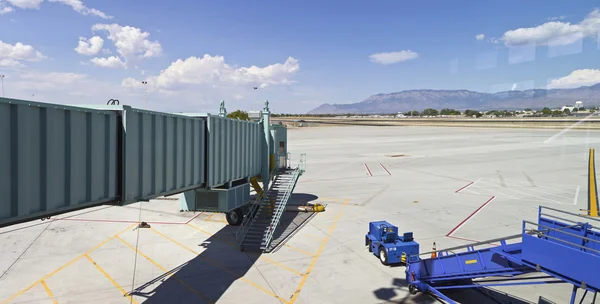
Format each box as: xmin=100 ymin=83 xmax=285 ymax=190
xmin=477 ymin=180 xmax=570 ymax=205
xmin=496 ymin=180 xmax=573 ymax=200
xmin=574 ymin=186 xmax=580 ymax=206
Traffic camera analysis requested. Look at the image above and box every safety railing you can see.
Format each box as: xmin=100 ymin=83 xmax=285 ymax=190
xmin=263 ymin=167 xmax=301 ymax=250
xmin=539 ymin=205 xmax=600 ymax=225
xmin=235 ymin=161 xmax=281 ymax=246
xmin=287 ymin=153 xmax=306 ymax=173
xmin=523 ymin=220 xmax=600 ymax=255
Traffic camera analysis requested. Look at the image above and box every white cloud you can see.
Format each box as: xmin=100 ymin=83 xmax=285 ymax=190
xmin=0 ymin=6 xmax=13 ymax=14
xmin=475 ymin=34 xmax=485 ymax=40
xmin=499 ymin=9 xmax=600 ymax=46
xmin=90 ymin=56 xmax=125 ymax=68
xmin=511 ymin=83 xmax=517 ymax=91
xmin=121 ymin=77 xmax=146 ymax=89
xmin=147 ymin=55 xmax=300 ymax=90
xmin=19 ymin=71 xmax=87 ymax=84
xmin=74 ymin=36 xmax=103 ymax=55
xmin=0 ymin=41 xmax=46 ymax=63
xmin=368 ymin=50 xmax=419 ymax=65
xmin=5 ymin=70 xmax=141 ymax=106
xmin=0 ymin=59 xmax=24 ymax=67
xmin=91 ymin=23 xmax=162 ymax=65
xmin=6 ymin=0 xmax=43 ymax=9
xmin=48 ymin=0 xmax=111 ymax=19
xmin=4 ymin=0 xmax=111 ymax=18
xmin=547 ymin=69 xmax=600 ymax=89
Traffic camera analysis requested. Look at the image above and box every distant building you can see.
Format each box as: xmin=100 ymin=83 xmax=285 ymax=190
xmin=561 ymin=106 xmax=575 ymax=112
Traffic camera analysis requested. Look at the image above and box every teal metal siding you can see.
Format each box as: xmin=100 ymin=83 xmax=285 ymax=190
xmin=270 ymin=124 xmax=288 ymax=155
xmin=0 ymin=98 xmax=119 ymax=227
xmin=121 ymin=108 xmax=206 ymax=204
xmin=206 ymin=115 xmax=262 ymax=187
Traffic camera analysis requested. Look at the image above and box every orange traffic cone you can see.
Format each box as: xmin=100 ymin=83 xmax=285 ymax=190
xmin=431 ymin=242 xmax=437 ymax=258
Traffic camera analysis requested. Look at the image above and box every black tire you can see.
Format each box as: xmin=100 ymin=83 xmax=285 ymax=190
xmin=379 ymin=247 xmax=388 ymax=266
xmin=226 ymin=209 xmax=244 ymax=226
xmin=368 ymin=240 xmax=372 ymax=252
xmin=409 ymin=285 xmax=418 ymax=295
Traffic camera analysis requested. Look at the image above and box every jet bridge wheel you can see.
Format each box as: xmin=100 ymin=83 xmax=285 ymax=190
xmin=226 ymin=208 xmax=244 ymax=226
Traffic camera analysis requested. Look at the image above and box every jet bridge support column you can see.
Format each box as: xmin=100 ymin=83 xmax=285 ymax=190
xmin=261 ymin=100 xmax=271 ymax=192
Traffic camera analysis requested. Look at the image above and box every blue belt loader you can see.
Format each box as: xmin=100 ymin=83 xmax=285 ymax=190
xmin=365 ymin=221 xmax=419 ymax=265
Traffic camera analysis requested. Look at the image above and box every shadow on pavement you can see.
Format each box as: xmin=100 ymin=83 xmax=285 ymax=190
xmin=127 ymin=193 xmax=319 ymax=303
xmin=268 ymin=193 xmax=319 ymax=252
xmin=374 ymin=277 xmax=535 ymax=304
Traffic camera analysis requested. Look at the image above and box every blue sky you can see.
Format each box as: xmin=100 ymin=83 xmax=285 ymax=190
xmin=1 ymin=0 xmax=600 ymax=113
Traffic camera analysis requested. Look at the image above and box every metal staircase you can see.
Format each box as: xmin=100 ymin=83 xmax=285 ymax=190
xmin=236 ymin=167 xmax=302 ymax=252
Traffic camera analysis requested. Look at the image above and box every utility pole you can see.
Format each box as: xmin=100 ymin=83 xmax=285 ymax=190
xmin=1 ymin=75 xmax=5 ymax=97
xmin=142 ymin=81 xmax=148 ymax=109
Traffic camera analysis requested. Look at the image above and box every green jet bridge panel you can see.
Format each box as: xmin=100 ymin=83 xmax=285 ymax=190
xmin=0 ymin=97 xmax=297 ymax=229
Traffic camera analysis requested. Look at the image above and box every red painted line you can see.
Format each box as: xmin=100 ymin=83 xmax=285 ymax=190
xmin=363 ymin=163 xmax=373 ymax=176
xmin=51 ymin=212 xmax=204 ymax=225
xmin=185 ymin=212 xmax=203 ymax=224
xmin=455 ymin=181 xmax=474 ymax=193
xmin=379 ymin=163 xmax=392 ymax=175
xmin=446 ymin=196 xmax=495 ymax=237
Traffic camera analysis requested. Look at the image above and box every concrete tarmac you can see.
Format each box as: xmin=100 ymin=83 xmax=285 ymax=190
xmin=1 ymin=125 xmax=599 ymax=304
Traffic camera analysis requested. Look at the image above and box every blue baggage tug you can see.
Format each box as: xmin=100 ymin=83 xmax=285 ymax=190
xmin=365 ymin=221 xmax=420 ymax=265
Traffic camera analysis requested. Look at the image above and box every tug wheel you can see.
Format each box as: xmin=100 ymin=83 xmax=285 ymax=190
xmin=409 ymin=284 xmax=418 ymax=295
xmin=379 ymin=247 xmax=388 ymax=266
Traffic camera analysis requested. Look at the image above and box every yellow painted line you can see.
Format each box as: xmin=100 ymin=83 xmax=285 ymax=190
xmin=187 ymin=224 xmax=304 ymax=276
xmin=84 ymin=254 xmax=138 ymax=304
xmin=205 ymin=219 xmax=227 ymax=223
xmin=150 ymin=228 xmax=285 ymax=302
xmin=115 ymin=236 xmax=213 ymax=304
xmin=590 ymin=149 xmax=599 ymax=217
xmin=288 ymin=198 xmax=350 ymax=304
xmin=204 ymin=213 xmax=214 ymax=221
xmin=186 ymin=223 xmax=217 ymax=236
xmin=40 ymin=280 xmax=58 ymax=304
xmin=303 ymin=234 xmax=325 ymax=241
xmin=259 ymin=256 xmax=304 ymax=276
xmin=1 ymin=223 xmax=137 ymax=304
xmin=283 ymin=244 xmax=315 ymax=257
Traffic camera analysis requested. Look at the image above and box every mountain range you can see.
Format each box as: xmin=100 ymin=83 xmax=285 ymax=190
xmin=307 ymin=83 xmax=600 ymax=114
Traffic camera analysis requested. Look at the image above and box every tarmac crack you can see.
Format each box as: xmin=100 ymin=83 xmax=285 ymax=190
xmin=0 ymin=221 xmax=53 ymax=282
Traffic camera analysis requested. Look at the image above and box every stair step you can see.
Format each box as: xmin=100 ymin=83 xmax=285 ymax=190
xmin=246 ymin=230 xmax=266 ymax=235
xmin=244 ymin=235 xmax=267 ymax=241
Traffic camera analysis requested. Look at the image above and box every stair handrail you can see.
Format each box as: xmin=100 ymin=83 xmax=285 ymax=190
xmin=263 ymin=167 xmax=301 ymax=250
xmin=236 ymin=163 xmax=282 ymax=245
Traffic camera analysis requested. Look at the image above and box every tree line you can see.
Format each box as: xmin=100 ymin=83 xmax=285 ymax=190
xmin=226 ymin=107 xmax=598 ymax=119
